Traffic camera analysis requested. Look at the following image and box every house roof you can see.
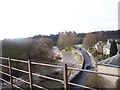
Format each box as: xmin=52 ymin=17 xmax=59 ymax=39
xmin=97 ymin=54 xmax=120 ymax=67
xmin=96 ymin=41 xmax=104 ymax=46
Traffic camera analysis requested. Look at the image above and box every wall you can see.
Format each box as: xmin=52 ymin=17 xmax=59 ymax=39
xmin=97 ymin=65 xmax=120 ymax=89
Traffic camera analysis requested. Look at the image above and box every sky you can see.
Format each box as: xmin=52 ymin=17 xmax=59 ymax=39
xmin=0 ymin=0 xmax=119 ymax=40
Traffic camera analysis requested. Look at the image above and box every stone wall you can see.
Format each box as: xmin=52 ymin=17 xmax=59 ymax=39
xmin=97 ymin=65 xmax=120 ymax=89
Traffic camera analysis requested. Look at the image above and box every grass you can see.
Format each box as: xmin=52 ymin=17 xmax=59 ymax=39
xmin=88 ymin=49 xmax=110 ymax=62
xmin=68 ymin=64 xmax=75 ymax=77
xmin=73 ymin=50 xmax=83 ymax=65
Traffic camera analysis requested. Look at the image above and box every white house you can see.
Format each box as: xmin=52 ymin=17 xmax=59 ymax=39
xmin=103 ymin=39 xmax=120 ymax=55
xmin=116 ymin=39 xmax=120 ymax=54
xmin=103 ymin=40 xmax=111 ymax=55
xmin=95 ymin=41 xmax=105 ymax=53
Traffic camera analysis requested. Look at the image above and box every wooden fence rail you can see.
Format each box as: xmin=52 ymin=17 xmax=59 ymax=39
xmin=0 ymin=57 xmax=119 ymax=90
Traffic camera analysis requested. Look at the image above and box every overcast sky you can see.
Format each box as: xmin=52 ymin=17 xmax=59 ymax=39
xmin=0 ymin=0 xmax=119 ymax=40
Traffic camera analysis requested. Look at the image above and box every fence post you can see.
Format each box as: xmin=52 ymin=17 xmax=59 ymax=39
xmin=63 ymin=64 xmax=69 ymax=90
xmin=28 ymin=59 xmax=33 ymax=90
xmin=8 ymin=57 xmax=13 ymax=90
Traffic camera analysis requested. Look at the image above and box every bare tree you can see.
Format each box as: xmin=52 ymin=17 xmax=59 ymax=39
xmin=57 ymin=31 xmax=78 ymax=49
xmin=82 ymin=33 xmax=96 ymax=49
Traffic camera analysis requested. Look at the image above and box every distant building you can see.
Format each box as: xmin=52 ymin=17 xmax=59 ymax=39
xmin=116 ymin=39 xmax=120 ymax=54
xmin=117 ymin=44 xmax=120 ymax=54
xmin=103 ymin=39 xmax=120 ymax=55
xmin=97 ymin=54 xmax=120 ymax=89
xmin=95 ymin=41 xmax=105 ymax=53
xmin=103 ymin=39 xmax=111 ymax=55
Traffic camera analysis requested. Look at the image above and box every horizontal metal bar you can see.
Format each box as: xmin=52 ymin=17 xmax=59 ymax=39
xmin=0 ymin=57 xmax=9 ymax=60
xmin=33 ymin=84 xmax=48 ymax=90
xmin=31 ymin=61 xmax=62 ymax=68
xmin=0 ymin=63 xmax=9 ymax=68
xmin=1 ymin=57 xmax=119 ymax=77
xmin=0 ymin=71 xmax=26 ymax=89
xmin=0 ymin=78 xmax=23 ymax=90
xmin=13 ymin=83 xmax=24 ymax=90
xmin=0 ymin=70 xmax=47 ymax=90
xmin=11 ymin=67 xmax=29 ymax=74
xmin=67 ymin=67 xmax=120 ymax=77
xmin=0 ymin=58 xmax=119 ymax=77
xmin=32 ymin=73 xmax=64 ymax=83
xmin=69 ymin=82 xmax=97 ymax=90
xmin=0 ymin=77 xmax=11 ymax=84
xmin=12 ymin=76 xmax=30 ymax=84
xmin=0 ymin=56 xmax=119 ymax=90
xmin=13 ymin=75 xmax=48 ymax=90
xmin=0 ymin=71 xmax=97 ymax=89
xmin=11 ymin=59 xmax=28 ymax=64
xmin=0 ymin=70 xmax=10 ymax=76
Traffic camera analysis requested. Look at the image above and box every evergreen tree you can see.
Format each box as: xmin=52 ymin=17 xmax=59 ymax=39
xmin=110 ymin=40 xmax=117 ymax=57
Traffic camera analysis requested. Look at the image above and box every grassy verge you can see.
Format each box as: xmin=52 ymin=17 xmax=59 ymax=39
xmin=72 ymin=50 xmax=83 ymax=65
xmin=75 ymin=44 xmax=83 ymax=47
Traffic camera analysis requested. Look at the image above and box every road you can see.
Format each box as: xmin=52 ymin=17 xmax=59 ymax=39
xmin=70 ymin=47 xmax=93 ymax=90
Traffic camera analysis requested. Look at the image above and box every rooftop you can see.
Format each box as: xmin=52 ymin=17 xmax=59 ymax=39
xmin=97 ymin=53 xmax=120 ymax=68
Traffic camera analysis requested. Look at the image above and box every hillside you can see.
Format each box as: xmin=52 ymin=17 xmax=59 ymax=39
xmin=31 ymin=30 xmax=120 ymax=44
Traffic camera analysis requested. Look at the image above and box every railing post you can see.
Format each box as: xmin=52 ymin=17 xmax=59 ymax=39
xmin=8 ymin=57 xmax=13 ymax=90
xmin=28 ymin=59 xmax=33 ymax=90
xmin=63 ymin=64 xmax=69 ymax=90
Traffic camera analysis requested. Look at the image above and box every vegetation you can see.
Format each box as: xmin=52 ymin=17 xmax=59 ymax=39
xmin=82 ymin=33 xmax=96 ymax=49
xmin=90 ymin=50 xmax=110 ymax=62
xmin=96 ymin=32 xmax=105 ymax=42
xmin=32 ymin=30 xmax=120 ymax=45
xmin=1 ymin=30 xmax=120 ymax=89
xmin=2 ymin=38 xmax=56 ymax=82
xmin=2 ymin=38 xmax=54 ymax=60
xmin=110 ymin=40 xmax=117 ymax=57
xmin=82 ymin=32 xmax=105 ymax=49
xmin=57 ymin=31 xmax=79 ymax=50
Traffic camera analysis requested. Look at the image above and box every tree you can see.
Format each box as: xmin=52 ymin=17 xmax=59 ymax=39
xmin=110 ymin=40 xmax=117 ymax=57
xmin=57 ymin=31 xmax=78 ymax=49
xmin=96 ymin=32 xmax=105 ymax=42
xmin=39 ymin=38 xmax=54 ymax=49
xmin=82 ymin=33 xmax=96 ymax=49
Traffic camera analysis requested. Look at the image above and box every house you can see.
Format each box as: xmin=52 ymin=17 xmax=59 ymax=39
xmin=117 ymin=44 xmax=120 ymax=54
xmin=95 ymin=41 xmax=105 ymax=53
xmin=116 ymin=39 xmax=120 ymax=54
xmin=103 ymin=39 xmax=120 ymax=55
xmin=103 ymin=40 xmax=111 ymax=55
xmin=97 ymin=53 xmax=120 ymax=89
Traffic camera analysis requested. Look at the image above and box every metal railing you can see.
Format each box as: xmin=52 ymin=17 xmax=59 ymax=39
xmin=0 ymin=57 xmax=120 ymax=90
